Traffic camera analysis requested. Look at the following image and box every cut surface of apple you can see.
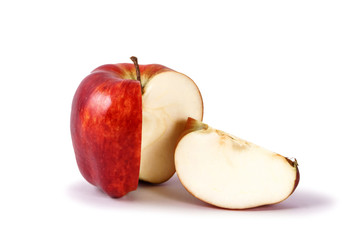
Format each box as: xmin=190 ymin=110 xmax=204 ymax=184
xmin=140 ymin=71 xmax=203 ymax=183
xmin=90 ymin=60 xmax=203 ymax=184
xmin=175 ymin=118 xmax=299 ymax=209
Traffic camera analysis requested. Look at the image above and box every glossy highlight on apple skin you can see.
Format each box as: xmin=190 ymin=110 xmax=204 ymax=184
xmin=71 ymin=69 xmax=142 ymax=198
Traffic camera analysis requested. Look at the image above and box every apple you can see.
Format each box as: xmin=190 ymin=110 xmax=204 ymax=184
xmin=71 ymin=57 xmax=203 ymax=197
xmin=174 ymin=118 xmax=300 ymax=209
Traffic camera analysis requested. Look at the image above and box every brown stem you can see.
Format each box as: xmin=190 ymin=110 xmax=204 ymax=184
xmin=130 ymin=56 xmax=143 ymax=93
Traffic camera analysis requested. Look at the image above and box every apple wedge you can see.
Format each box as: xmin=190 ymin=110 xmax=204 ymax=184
xmin=174 ymin=118 xmax=300 ymax=209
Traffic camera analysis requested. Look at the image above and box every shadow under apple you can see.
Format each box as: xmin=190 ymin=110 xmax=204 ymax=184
xmin=67 ymin=175 xmax=333 ymax=212
xmin=67 ymin=174 xmax=209 ymax=210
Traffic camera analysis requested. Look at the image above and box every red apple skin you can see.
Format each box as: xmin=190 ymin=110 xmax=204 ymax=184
xmin=71 ymin=63 xmax=171 ymax=198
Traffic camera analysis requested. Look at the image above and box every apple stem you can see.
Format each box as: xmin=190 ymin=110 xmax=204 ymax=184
xmin=294 ymin=158 xmax=298 ymax=167
xmin=130 ymin=56 xmax=143 ymax=93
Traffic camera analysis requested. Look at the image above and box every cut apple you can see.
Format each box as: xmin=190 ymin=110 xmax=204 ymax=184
xmin=140 ymin=71 xmax=203 ymax=183
xmin=175 ymin=118 xmax=300 ymax=209
xmin=71 ymin=58 xmax=203 ymax=197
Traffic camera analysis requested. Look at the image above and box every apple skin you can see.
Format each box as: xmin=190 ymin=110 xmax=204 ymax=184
xmin=178 ymin=117 xmax=209 ymax=139
xmin=70 ymin=63 xmax=171 ymax=198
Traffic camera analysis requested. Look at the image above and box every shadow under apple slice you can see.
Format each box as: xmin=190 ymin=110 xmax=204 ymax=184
xmin=245 ymin=190 xmax=334 ymax=212
xmin=134 ymin=175 xmax=210 ymax=209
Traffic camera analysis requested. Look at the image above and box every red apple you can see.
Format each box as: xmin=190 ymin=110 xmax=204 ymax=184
xmin=71 ymin=57 xmax=203 ymax=197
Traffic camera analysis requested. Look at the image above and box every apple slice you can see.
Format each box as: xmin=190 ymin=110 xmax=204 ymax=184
xmin=175 ymin=118 xmax=300 ymax=209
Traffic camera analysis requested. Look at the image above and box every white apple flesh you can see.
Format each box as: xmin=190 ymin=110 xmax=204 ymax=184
xmin=175 ymin=118 xmax=300 ymax=209
xmin=140 ymin=72 xmax=203 ymax=183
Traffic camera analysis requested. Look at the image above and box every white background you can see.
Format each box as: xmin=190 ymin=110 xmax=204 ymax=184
xmin=1 ymin=0 xmax=359 ymax=239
